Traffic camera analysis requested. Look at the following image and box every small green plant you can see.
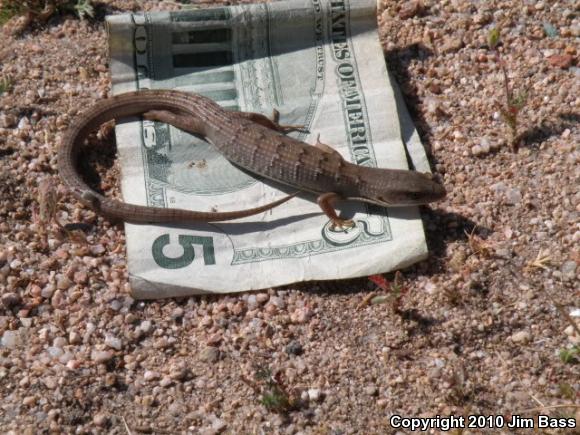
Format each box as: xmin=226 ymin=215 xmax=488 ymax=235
xmin=488 ymin=27 xmax=528 ymax=151
xmin=242 ymin=367 xmax=299 ymax=414
xmin=0 ymin=75 xmax=13 ymax=95
xmin=255 ymin=368 xmax=296 ymax=413
xmin=0 ymin=1 xmax=25 ymax=26
xmin=0 ymin=1 xmax=93 ymax=34
xmin=542 ymin=22 xmax=558 ymax=38
xmin=368 ymin=271 xmax=409 ymax=313
xmin=559 ymin=346 xmax=579 ymax=364
xmin=67 ymin=0 xmax=94 ymax=19
xmin=260 ymin=387 xmax=292 ymax=412
xmin=557 ymin=382 xmax=576 ymax=400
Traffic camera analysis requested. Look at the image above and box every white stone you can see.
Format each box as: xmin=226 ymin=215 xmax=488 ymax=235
xmin=505 ymin=188 xmax=522 ymax=205
xmin=511 ymin=331 xmax=531 ymax=343
xmin=104 ymin=335 xmax=123 ymax=350
xmin=1 ymin=330 xmax=22 ymax=348
xmin=139 ymin=320 xmax=152 ymax=334
xmin=307 ymin=388 xmax=321 ymax=402
xmin=47 ymin=346 xmax=64 ymax=358
xmin=91 ymin=350 xmax=113 ymax=363
xmin=144 ymin=370 xmax=160 ymax=381
xmin=53 ymin=337 xmax=67 ymax=348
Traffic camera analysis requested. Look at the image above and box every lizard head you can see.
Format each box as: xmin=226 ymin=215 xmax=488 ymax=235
xmin=356 ymin=169 xmax=446 ymax=207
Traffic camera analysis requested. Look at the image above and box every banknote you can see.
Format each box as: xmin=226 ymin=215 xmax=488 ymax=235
xmin=106 ymin=0 xmax=433 ymax=298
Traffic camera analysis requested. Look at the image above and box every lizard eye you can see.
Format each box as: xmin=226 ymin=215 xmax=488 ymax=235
xmin=406 ymin=192 xmax=423 ymax=201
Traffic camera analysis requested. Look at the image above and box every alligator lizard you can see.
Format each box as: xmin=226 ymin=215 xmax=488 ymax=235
xmin=58 ymin=90 xmax=446 ymax=227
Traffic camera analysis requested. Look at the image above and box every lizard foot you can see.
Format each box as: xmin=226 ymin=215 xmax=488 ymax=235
xmin=329 ymin=218 xmax=356 ymax=231
xmin=270 ymin=109 xmax=307 ymax=133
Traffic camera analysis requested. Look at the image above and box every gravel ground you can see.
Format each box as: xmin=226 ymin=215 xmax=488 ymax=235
xmin=0 ymin=0 xmax=579 ymax=434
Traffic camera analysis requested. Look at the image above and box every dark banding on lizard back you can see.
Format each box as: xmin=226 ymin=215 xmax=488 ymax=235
xmin=333 ymin=158 xmax=345 ymax=183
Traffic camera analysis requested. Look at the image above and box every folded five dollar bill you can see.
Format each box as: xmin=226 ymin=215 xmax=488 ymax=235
xmin=106 ymin=0 xmax=434 ymax=298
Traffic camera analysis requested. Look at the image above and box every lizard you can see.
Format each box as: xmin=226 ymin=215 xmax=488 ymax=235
xmin=58 ymin=89 xmax=446 ymax=227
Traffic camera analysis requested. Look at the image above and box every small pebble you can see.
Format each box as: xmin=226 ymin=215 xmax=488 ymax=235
xmin=479 ymin=137 xmax=491 ymax=154
xmin=290 ymin=308 xmax=313 ymax=324
xmin=1 ymin=330 xmax=22 ymax=348
xmin=59 ymin=352 xmax=74 ymax=364
xmin=139 ymin=320 xmax=152 ymax=334
xmin=20 ymin=318 xmax=32 ymax=328
xmin=564 ymin=325 xmax=579 ymax=344
xmin=560 ymin=261 xmax=577 ymax=279
xmin=1 ymin=292 xmax=21 ymax=308
xmin=47 ymin=346 xmax=64 ymax=358
xmin=93 ymin=413 xmax=108 ymax=427
xmin=51 ymin=290 xmax=64 ymax=308
xmin=68 ymin=331 xmax=81 ymax=344
xmin=141 ymin=395 xmax=155 ymax=407
xmin=286 ymin=341 xmax=304 ymax=356
xmin=90 ymin=244 xmax=106 ymax=255
xmin=269 ymin=296 xmax=286 ymax=309
xmin=511 ymin=331 xmax=531 ymax=343
xmin=505 ymin=188 xmax=522 ymax=205
xmin=52 ymin=337 xmax=67 ymax=348
xmin=211 ymin=417 xmax=227 ymax=433
xmin=441 ymin=36 xmax=463 ymax=54
xmin=247 ymin=294 xmax=258 ymax=309
xmin=104 ymin=335 xmax=123 ymax=350
xmin=66 ymin=360 xmax=81 ymax=370
xmin=547 ymin=54 xmax=573 ymax=69
xmin=471 ymin=145 xmax=483 ymax=156
xmin=160 ymin=376 xmax=173 ymax=387
xmin=56 ymin=276 xmax=73 ymax=290
xmin=0 ymin=113 xmax=18 ymax=128
xmin=169 ymin=365 xmax=189 ymax=381
xmin=42 ymin=377 xmax=57 ymax=389
xmin=41 ymin=284 xmax=55 ymax=299
xmin=307 ymin=389 xmax=322 ymax=402
xmin=144 ymin=370 xmax=160 ymax=381
xmin=22 ymin=396 xmax=36 ymax=406
xmin=399 ymin=0 xmax=423 ymax=19
xmin=9 ymin=259 xmax=22 ymax=269
xmin=91 ymin=350 xmax=114 ymax=363
xmin=256 ymin=293 xmax=269 ymax=304
xmin=200 ymin=347 xmax=220 ymax=363
xmin=365 ymin=386 xmax=378 ymax=396
xmin=172 ymin=307 xmax=184 ymax=319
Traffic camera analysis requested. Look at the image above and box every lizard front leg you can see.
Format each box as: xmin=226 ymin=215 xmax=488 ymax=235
xmin=317 ymin=192 xmax=355 ymax=230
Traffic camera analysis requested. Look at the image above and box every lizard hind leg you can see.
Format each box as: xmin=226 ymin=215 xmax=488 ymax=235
xmin=313 ymin=133 xmax=343 ymax=158
xmin=235 ymin=111 xmax=307 ymax=134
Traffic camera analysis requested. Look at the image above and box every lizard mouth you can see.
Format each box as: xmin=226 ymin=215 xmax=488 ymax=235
xmin=351 ymin=184 xmax=446 ymax=207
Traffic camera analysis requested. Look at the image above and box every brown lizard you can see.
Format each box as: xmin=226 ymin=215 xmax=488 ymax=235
xmin=58 ymin=90 xmax=446 ymax=227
